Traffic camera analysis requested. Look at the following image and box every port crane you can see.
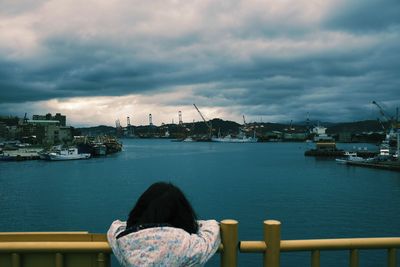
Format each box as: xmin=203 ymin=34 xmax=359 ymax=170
xmin=372 ymin=101 xmax=393 ymax=123
xmin=372 ymin=100 xmax=398 ymax=133
xmin=372 ymin=101 xmax=400 ymax=158
xmin=193 ymin=104 xmax=212 ymax=138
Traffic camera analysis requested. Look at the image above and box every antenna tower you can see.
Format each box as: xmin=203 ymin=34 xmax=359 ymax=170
xmin=179 ymin=111 xmax=183 ymax=125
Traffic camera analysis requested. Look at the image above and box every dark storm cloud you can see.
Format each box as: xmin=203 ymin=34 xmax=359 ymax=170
xmin=324 ymin=0 xmax=400 ymax=32
xmin=0 ymin=0 xmax=399 ymax=123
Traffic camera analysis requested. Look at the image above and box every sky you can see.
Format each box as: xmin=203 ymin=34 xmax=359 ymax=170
xmin=0 ymin=0 xmax=399 ymax=127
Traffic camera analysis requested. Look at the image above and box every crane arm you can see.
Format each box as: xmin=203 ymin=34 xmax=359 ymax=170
xmin=372 ymin=101 xmax=391 ymax=122
xmin=193 ymin=104 xmax=208 ymax=125
xmin=193 ymin=104 xmax=212 ymax=136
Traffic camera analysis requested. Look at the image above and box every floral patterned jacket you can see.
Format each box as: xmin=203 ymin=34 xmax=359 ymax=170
xmin=107 ymin=220 xmax=221 ymax=267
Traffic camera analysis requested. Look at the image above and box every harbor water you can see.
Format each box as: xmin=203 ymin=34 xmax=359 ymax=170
xmin=1 ymin=139 xmax=399 ymax=266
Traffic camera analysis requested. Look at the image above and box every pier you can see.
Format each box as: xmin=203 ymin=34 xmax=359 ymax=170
xmin=346 ymin=160 xmax=400 ymax=172
xmin=1 ymin=220 xmax=399 ymax=267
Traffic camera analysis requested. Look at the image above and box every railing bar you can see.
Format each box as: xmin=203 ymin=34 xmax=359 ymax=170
xmin=349 ymin=249 xmax=359 ymax=267
xmin=280 ymin=238 xmax=400 ymax=251
xmin=11 ymin=253 xmax=21 ymax=267
xmin=240 ymin=239 xmax=400 ymax=253
xmin=55 ymin=252 xmax=63 ymax=267
xmin=311 ymin=250 xmax=320 ymax=267
xmin=0 ymin=241 xmax=111 ymax=252
xmin=388 ymin=248 xmax=396 ymax=267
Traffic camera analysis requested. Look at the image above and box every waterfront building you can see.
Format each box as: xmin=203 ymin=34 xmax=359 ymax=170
xmin=24 ymin=120 xmax=73 ymax=145
xmin=32 ymin=113 xmax=66 ymax=126
xmin=283 ymin=132 xmax=308 ymax=141
xmin=338 ymin=132 xmax=352 ymax=142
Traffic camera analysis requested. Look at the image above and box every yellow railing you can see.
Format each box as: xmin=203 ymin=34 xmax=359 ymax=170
xmin=1 ymin=220 xmax=399 ymax=267
xmin=0 ymin=232 xmax=110 ymax=267
xmin=222 ymin=220 xmax=400 ymax=267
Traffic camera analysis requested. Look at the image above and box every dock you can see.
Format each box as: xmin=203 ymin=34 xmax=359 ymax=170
xmin=0 ymin=148 xmax=42 ymax=161
xmin=347 ymin=160 xmax=400 ymax=172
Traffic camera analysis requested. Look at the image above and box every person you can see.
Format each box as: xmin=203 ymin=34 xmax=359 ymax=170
xmin=107 ymin=182 xmax=221 ymax=267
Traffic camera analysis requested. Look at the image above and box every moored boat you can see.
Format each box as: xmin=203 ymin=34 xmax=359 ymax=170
xmin=212 ymin=130 xmax=258 ymax=143
xmin=305 ymin=141 xmax=344 ymax=157
xmin=93 ymin=143 xmax=107 ymax=156
xmin=212 ymin=135 xmax=258 ymax=143
xmin=47 ymin=148 xmax=91 ymax=161
xmin=335 ymin=151 xmax=366 ymax=164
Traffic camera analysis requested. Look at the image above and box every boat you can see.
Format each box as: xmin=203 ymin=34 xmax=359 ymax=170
xmin=212 ymin=130 xmax=258 ymax=143
xmin=47 ymin=148 xmax=91 ymax=161
xmin=0 ymin=148 xmax=42 ymax=161
xmin=212 ymin=135 xmax=258 ymax=143
xmin=93 ymin=143 xmax=107 ymax=156
xmin=335 ymin=151 xmax=365 ymax=164
xmin=305 ymin=141 xmax=344 ymax=157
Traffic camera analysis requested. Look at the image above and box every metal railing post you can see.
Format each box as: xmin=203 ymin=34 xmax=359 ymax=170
xmin=311 ymin=250 xmax=320 ymax=267
xmin=349 ymin=249 xmax=359 ymax=267
xmin=264 ymin=220 xmax=281 ymax=267
xmin=388 ymin=248 xmax=396 ymax=267
xmin=220 ymin=219 xmax=238 ymax=267
xmin=97 ymin=252 xmax=107 ymax=267
xmin=55 ymin=252 xmax=64 ymax=267
xmin=11 ymin=253 xmax=20 ymax=267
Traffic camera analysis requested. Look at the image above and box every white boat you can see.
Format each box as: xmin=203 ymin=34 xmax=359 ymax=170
xmin=182 ymin=137 xmax=195 ymax=142
xmin=212 ymin=136 xmax=258 ymax=143
xmin=212 ymin=133 xmax=258 ymax=143
xmin=48 ymin=148 xmax=91 ymax=161
xmin=335 ymin=151 xmax=365 ymax=164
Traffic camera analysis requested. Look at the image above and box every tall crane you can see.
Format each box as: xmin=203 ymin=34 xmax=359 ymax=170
xmin=193 ymin=104 xmax=212 ymax=138
xmin=372 ymin=101 xmax=396 ymax=133
xmin=372 ymin=101 xmax=393 ymax=123
xmin=372 ymin=101 xmax=400 ymax=159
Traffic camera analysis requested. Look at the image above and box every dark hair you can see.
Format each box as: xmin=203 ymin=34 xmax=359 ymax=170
xmin=127 ymin=182 xmax=199 ymax=234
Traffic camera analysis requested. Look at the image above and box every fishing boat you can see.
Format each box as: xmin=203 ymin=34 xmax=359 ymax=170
xmin=93 ymin=143 xmax=107 ymax=156
xmin=305 ymin=141 xmax=344 ymax=157
xmin=212 ymin=129 xmax=258 ymax=143
xmin=212 ymin=135 xmax=258 ymax=143
xmin=47 ymin=148 xmax=91 ymax=161
xmin=335 ymin=151 xmax=365 ymax=164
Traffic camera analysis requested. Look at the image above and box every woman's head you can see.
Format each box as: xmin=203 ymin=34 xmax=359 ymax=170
xmin=127 ymin=182 xmax=198 ymax=234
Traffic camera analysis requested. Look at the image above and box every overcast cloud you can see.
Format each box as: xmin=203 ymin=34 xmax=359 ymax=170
xmin=0 ymin=0 xmax=399 ymax=126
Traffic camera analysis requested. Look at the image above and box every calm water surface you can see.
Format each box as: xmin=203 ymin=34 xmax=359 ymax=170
xmin=1 ymin=139 xmax=399 ymax=266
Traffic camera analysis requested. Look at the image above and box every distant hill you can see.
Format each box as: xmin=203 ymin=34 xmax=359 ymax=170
xmin=76 ymin=125 xmax=116 ymax=136
xmin=75 ymin=119 xmax=390 ymax=137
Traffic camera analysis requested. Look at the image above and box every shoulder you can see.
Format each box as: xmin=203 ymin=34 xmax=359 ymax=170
xmin=107 ymin=220 xmax=126 ymax=239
